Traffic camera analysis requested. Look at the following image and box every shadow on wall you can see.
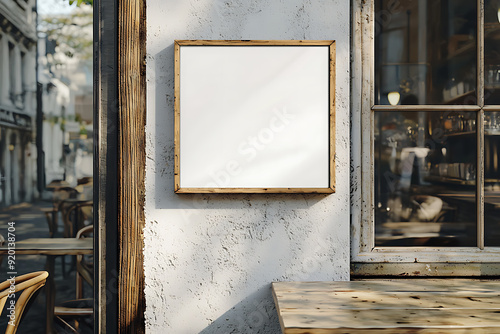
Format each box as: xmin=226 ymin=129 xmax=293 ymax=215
xmin=153 ymin=42 xmax=176 ymax=210
xmin=199 ymin=284 xmax=281 ymax=334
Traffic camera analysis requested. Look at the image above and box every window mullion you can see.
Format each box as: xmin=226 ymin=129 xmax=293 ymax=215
xmin=478 ymin=0 xmax=485 ymax=108
xmin=477 ymin=110 xmax=485 ymax=249
xmin=478 ymin=0 xmax=485 ymax=249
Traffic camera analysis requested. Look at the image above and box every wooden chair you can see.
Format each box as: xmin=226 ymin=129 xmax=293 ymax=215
xmin=75 ymin=226 xmax=93 ymax=299
xmin=56 ymin=200 xmax=92 ymax=279
xmin=76 ymin=177 xmax=92 ymax=186
xmin=54 ymin=226 xmax=93 ymax=333
xmin=0 ymin=271 xmax=49 ymax=334
xmin=62 ymin=201 xmax=93 ymax=239
xmin=42 ymin=187 xmax=79 ymax=238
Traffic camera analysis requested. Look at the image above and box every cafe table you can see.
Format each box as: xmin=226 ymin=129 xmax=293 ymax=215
xmin=272 ymin=280 xmax=500 ymax=333
xmin=0 ymin=238 xmax=93 ymax=334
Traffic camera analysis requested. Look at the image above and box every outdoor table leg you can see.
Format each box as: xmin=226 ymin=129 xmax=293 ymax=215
xmin=45 ymin=255 xmax=55 ymax=334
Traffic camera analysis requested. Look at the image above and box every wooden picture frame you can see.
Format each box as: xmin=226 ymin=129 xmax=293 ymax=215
xmin=174 ymin=40 xmax=336 ymax=194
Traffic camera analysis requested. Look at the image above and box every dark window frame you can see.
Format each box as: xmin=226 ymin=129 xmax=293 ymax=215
xmin=94 ymin=0 xmax=146 ymax=332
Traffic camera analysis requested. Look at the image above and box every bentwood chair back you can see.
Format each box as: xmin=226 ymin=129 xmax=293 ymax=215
xmin=63 ymin=201 xmax=93 ymax=238
xmin=75 ymin=225 xmax=94 ymax=297
xmin=0 ymin=271 xmax=49 ymax=334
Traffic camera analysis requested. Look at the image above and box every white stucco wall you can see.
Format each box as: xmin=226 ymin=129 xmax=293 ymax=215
xmin=145 ymin=1 xmax=350 ymax=333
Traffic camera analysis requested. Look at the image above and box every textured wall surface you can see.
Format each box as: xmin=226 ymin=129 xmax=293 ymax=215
xmin=144 ymin=0 xmax=350 ymax=333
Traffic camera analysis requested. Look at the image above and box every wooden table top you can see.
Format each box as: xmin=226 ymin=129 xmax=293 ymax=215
xmin=272 ymin=280 xmax=500 ymax=333
xmin=0 ymin=238 xmax=93 ymax=255
xmin=46 ymin=180 xmax=70 ymax=189
xmin=61 ymin=198 xmax=93 ymax=203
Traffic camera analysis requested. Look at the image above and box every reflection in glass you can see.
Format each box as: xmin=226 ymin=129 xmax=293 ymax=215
xmin=484 ymin=112 xmax=500 ymax=245
xmin=485 ymin=0 xmax=500 ymax=104
xmin=375 ymin=111 xmax=477 ymax=247
xmin=375 ymin=0 xmax=477 ymax=105
xmin=0 ymin=2 xmax=94 ymax=332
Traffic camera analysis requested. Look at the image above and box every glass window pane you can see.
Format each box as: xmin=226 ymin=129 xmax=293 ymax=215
xmin=375 ymin=0 xmax=477 ymax=105
xmin=485 ymin=0 xmax=500 ymax=104
xmin=375 ymin=111 xmax=477 ymax=247
xmin=484 ymin=112 xmax=500 ymax=245
xmin=0 ymin=2 xmax=94 ymax=332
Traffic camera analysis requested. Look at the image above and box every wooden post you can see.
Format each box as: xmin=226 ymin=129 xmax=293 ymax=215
xmin=118 ymin=0 xmax=146 ymax=332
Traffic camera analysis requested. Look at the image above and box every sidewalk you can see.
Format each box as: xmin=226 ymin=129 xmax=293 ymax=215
xmin=0 ymin=201 xmax=92 ymax=333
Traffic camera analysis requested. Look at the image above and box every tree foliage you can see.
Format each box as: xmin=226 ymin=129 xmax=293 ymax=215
xmin=40 ymin=7 xmax=93 ymax=63
xmin=69 ymin=0 xmax=93 ymax=5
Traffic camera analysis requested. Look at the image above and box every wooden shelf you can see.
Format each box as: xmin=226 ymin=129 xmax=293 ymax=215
xmin=446 ymin=26 xmax=500 ymax=61
xmin=447 ymin=41 xmax=475 ymax=60
xmin=445 ymin=131 xmax=475 ymax=137
xmin=426 ymin=175 xmax=500 ymax=186
xmin=443 ymin=129 xmax=500 ymax=136
xmin=485 ymin=23 xmax=500 ymax=38
xmin=425 ymin=175 xmax=475 ymax=186
xmin=443 ymin=90 xmax=476 ymax=105
xmin=485 ymin=129 xmax=500 ymax=135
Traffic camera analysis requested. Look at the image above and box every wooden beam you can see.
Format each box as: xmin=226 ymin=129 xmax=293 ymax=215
xmin=118 ymin=0 xmax=146 ymax=332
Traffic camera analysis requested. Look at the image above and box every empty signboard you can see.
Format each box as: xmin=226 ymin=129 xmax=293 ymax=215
xmin=174 ymin=40 xmax=336 ymax=193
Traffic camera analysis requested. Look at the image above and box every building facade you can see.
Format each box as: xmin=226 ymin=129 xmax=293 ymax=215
xmin=39 ymin=6 xmax=93 ymax=187
xmin=144 ymin=1 xmax=350 ymax=332
xmin=142 ymin=0 xmax=500 ymax=332
xmin=0 ymin=0 xmax=37 ymax=207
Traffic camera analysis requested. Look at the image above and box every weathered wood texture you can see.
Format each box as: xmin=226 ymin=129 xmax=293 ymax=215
xmin=352 ymin=262 xmax=500 ymax=277
xmin=173 ymin=42 xmax=180 ymax=192
xmin=272 ymin=281 xmax=500 ymax=333
xmin=329 ymin=41 xmax=336 ymax=193
xmin=175 ymin=188 xmax=335 ymax=194
xmin=118 ymin=0 xmax=146 ymax=332
xmin=175 ymin=40 xmax=335 ymax=46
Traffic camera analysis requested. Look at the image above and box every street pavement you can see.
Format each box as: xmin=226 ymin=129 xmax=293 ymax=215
xmin=0 ymin=201 xmax=93 ymax=333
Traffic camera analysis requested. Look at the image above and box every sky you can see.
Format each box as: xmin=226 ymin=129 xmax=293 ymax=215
xmin=37 ymin=0 xmax=75 ymax=15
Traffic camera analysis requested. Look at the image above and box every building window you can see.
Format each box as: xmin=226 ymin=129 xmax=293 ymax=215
xmin=352 ymin=0 xmax=500 ymax=273
xmin=8 ymin=42 xmax=15 ymax=101
xmin=20 ymin=50 xmax=26 ymax=90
